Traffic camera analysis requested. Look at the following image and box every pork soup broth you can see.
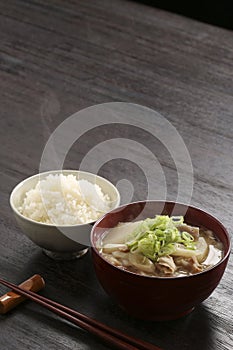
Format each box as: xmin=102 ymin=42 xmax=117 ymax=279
xmin=97 ymin=215 xmax=224 ymax=277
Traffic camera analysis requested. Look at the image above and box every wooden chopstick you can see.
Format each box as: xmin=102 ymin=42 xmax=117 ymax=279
xmin=0 ymin=277 xmax=162 ymax=350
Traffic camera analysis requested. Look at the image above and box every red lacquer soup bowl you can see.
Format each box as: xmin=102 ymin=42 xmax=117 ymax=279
xmin=91 ymin=201 xmax=231 ymax=321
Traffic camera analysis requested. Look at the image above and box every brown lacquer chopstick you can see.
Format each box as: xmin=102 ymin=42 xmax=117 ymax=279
xmin=0 ymin=278 xmax=162 ymax=350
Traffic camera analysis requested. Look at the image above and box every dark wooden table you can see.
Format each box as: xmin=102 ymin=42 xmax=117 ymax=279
xmin=1 ymin=1 xmax=233 ymax=349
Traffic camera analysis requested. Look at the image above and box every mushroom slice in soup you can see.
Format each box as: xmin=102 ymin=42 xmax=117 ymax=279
xmin=111 ymin=251 xmax=131 ymax=267
xmin=103 ymin=254 xmax=122 ymax=266
xmin=112 ymin=251 xmax=129 ymax=259
xmin=155 ymin=255 xmax=176 ymax=275
xmin=129 ymin=252 xmax=155 ymax=273
xmin=102 ymin=244 xmax=129 ymax=253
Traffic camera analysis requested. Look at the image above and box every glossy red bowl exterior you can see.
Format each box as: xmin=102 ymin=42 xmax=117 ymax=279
xmin=91 ymin=201 xmax=231 ymax=321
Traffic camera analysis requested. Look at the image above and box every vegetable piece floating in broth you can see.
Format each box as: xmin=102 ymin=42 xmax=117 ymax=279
xmin=99 ymin=215 xmax=224 ymax=277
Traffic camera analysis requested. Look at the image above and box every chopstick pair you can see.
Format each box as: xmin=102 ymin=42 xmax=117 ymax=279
xmin=0 ymin=277 xmax=162 ymax=350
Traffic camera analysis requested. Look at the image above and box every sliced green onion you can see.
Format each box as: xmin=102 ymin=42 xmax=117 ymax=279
xmin=126 ymin=215 xmax=196 ymax=262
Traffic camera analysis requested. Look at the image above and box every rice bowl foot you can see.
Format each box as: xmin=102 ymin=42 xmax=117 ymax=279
xmin=43 ymin=247 xmax=89 ymax=260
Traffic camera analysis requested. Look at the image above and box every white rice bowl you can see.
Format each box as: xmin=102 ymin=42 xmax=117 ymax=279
xmin=19 ymin=174 xmax=111 ymax=225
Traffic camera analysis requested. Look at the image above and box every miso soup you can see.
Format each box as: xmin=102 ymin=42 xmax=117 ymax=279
xmin=97 ymin=215 xmax=224 ymax=277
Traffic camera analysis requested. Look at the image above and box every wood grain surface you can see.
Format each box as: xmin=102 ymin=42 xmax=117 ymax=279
xmin=0 ymin=0 xmax=233 ymax=349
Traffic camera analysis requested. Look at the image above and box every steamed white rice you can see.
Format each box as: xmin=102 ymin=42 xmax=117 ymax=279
xmin=19 ymin=174 xmax=111 ymax=225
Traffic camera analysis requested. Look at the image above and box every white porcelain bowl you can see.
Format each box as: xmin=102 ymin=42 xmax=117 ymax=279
xmin=10 ymin=170 xmax=120 ymax=260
